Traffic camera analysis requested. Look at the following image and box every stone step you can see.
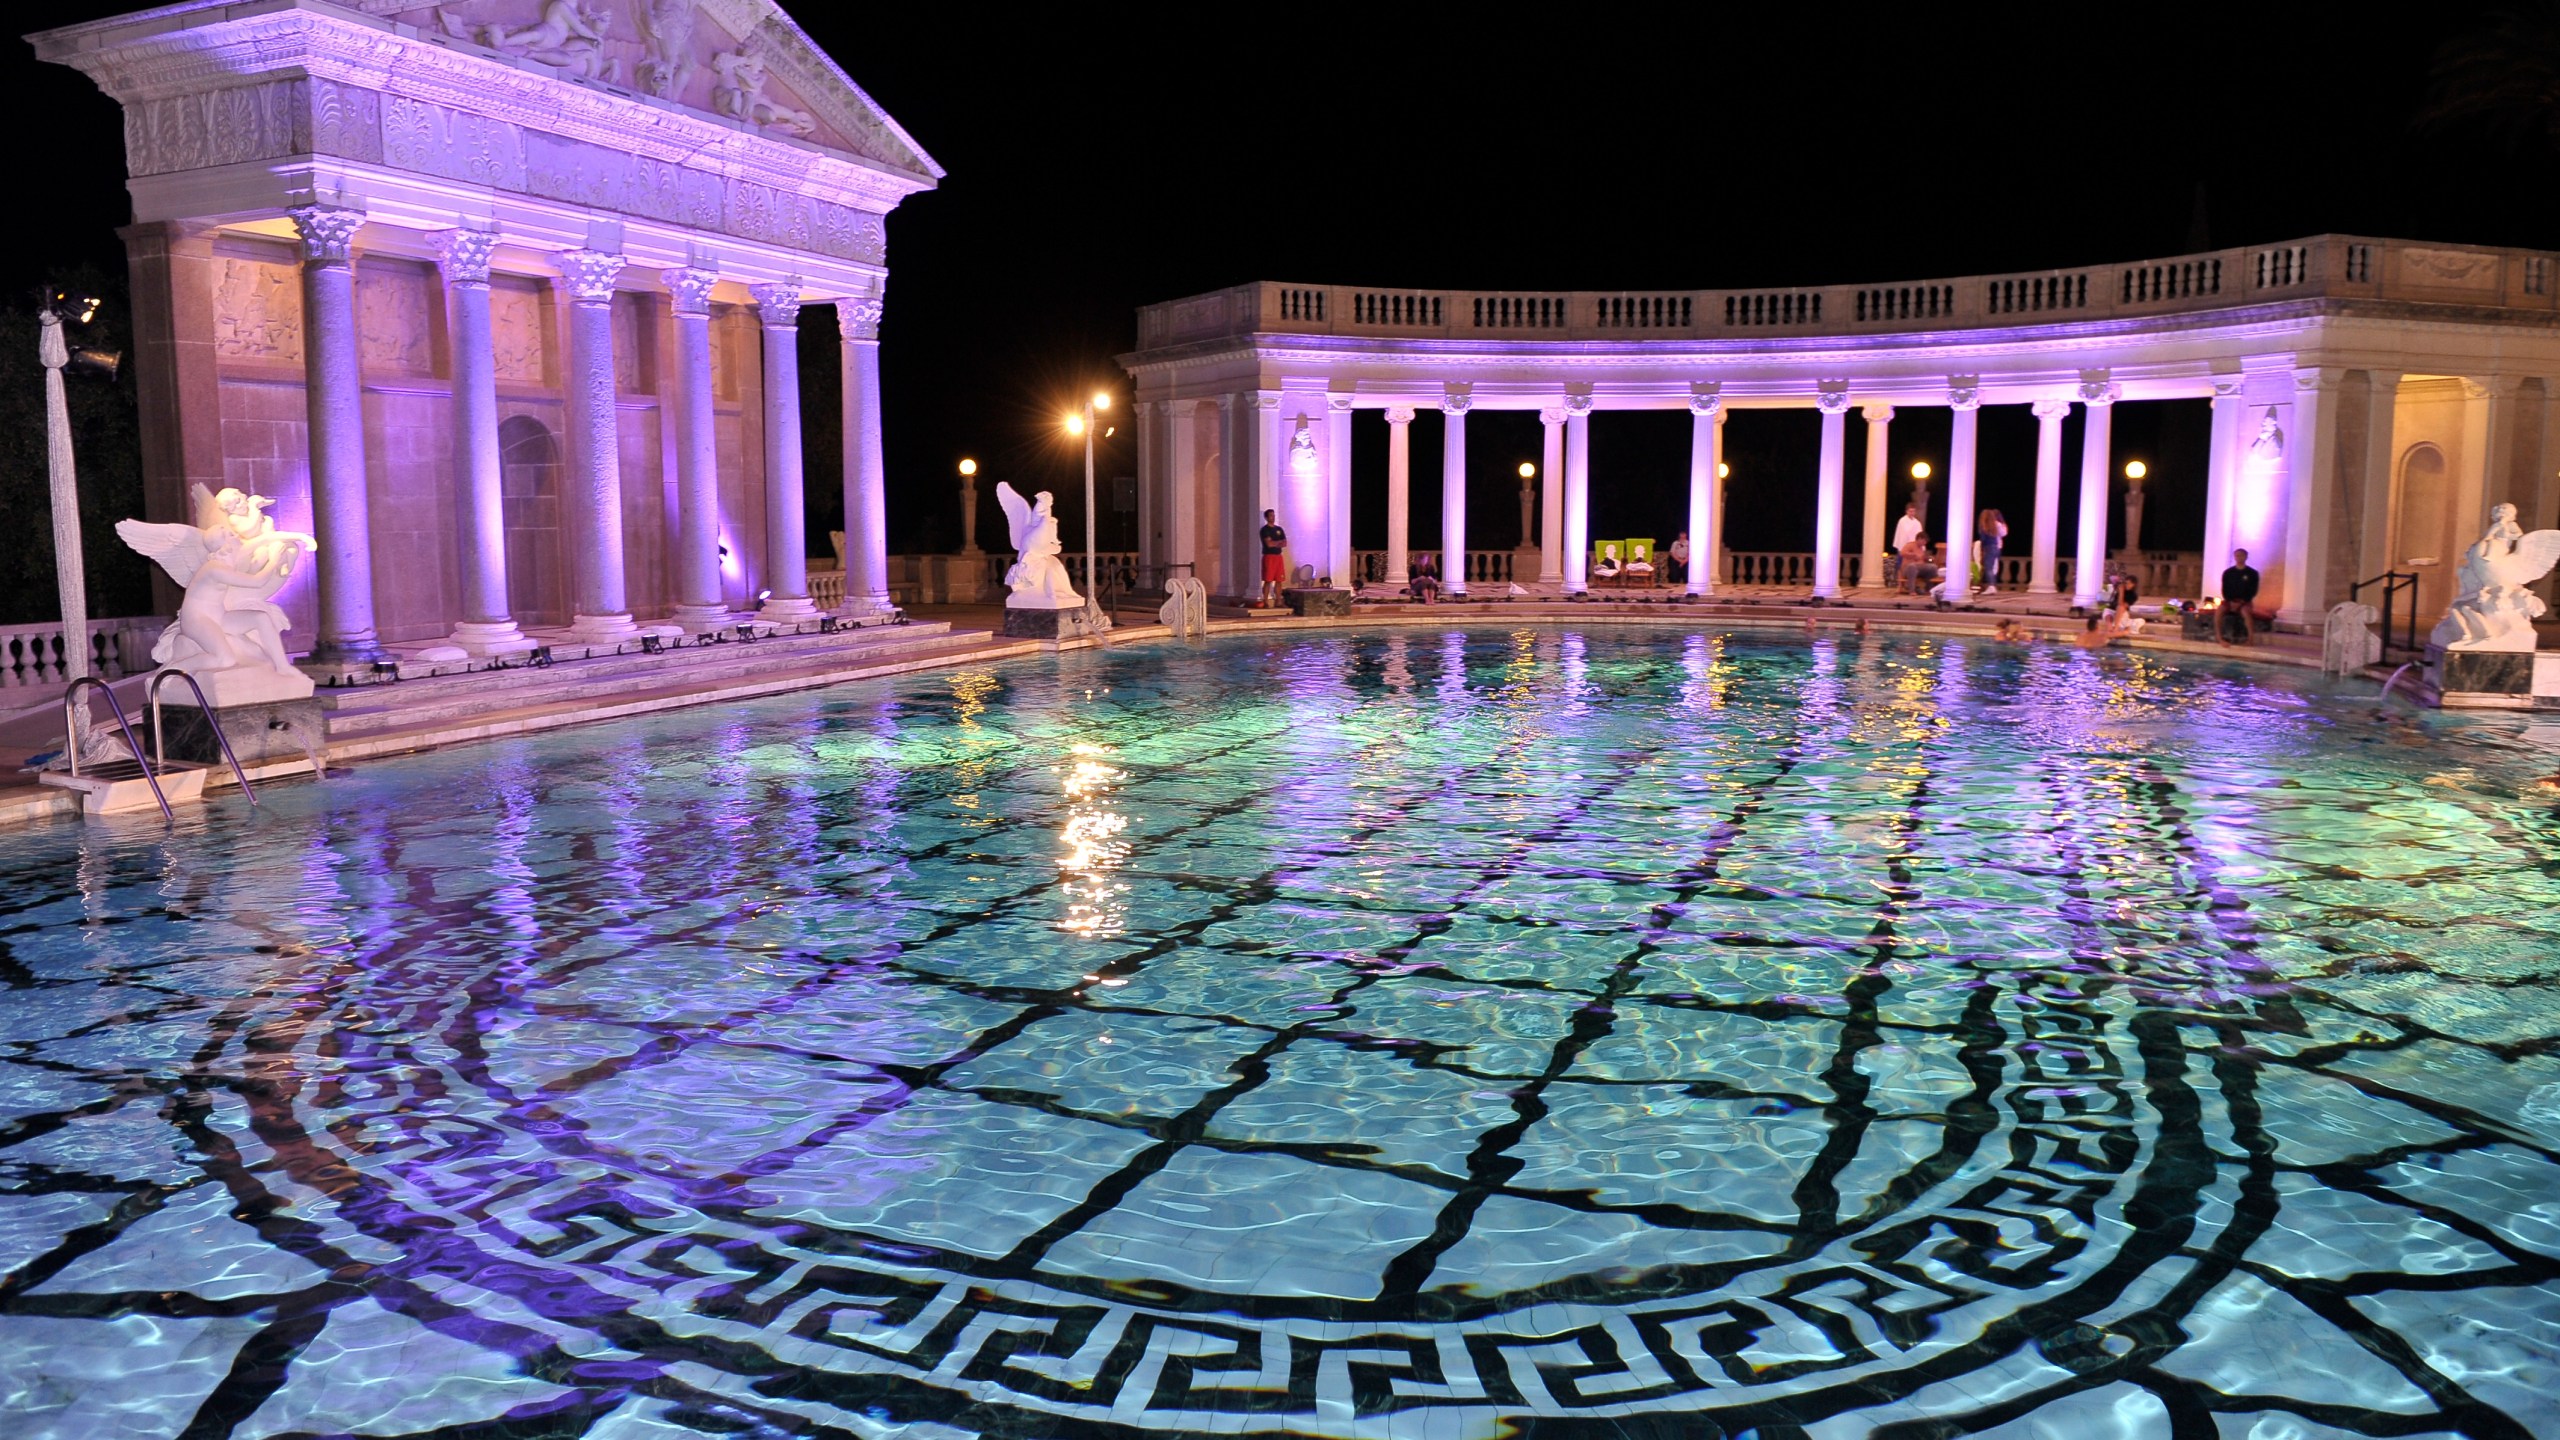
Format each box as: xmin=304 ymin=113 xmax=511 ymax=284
xmin=341 ymin=620 xmax=955 ymax=702
xmin=318 ymin=624 xmax=980 ymax=738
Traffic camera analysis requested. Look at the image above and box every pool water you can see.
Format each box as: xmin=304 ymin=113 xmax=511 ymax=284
xmin=2 ymin=628 xmax=2557 ymax=1439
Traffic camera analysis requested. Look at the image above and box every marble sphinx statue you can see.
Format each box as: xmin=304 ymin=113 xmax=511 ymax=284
xmin=2429 ymin=503 xmax=2560 ymax=652
xmin=117 ymin=485 xmax=317 ymax=703
xmin=998 ymin=483 xmax=1082 ymax=610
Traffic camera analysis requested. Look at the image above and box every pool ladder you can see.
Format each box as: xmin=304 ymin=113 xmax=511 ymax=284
xmin=50 ymin=670 xmax=260 ymax=822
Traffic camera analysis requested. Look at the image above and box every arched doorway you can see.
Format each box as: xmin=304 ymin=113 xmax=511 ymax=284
xmin=2392 ymin=442 xmax=2451 ymax=619
xmin=500 ymin=415 xmax=569 ymax=629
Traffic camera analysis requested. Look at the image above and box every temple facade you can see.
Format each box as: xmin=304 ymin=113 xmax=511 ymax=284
xmin=33 ymin=0 xmax=935 ymax=667
xmin=1121 ymin=237 xmax=2560 ymax=624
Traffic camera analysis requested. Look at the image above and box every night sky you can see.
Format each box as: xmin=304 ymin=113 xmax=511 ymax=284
xmin=8 ymin=2 xmax=2554 ymax=564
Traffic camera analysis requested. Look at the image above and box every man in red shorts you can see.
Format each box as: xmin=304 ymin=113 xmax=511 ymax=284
xmin=1259 ymin=509 xmax=1287 ymax=608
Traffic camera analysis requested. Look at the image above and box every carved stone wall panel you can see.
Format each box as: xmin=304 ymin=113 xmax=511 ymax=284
xmin=124 ymin=79 xmax=306 ymax=177
xmin=727 ymin=181 xmax=813 ymax=252
xmin=489 ymin=279 xmax=549 ymax=385
xmin=357 ymin=261 xmax=433 ymax=376
xmin=382 ymin=94 xmax=528 ymax=190
xmin=307 ymin=77 xmax=382 ymax=163
xmin=521 ymin=131 xmax=724 ymax=230
xmin=2400 ymin=247 xmax=2500 ymax=292
xmin=212 ymin=257 xmax=303 ymax=364
xmin=809 ymin=202 xmax=887 ymax=264
xmin=611 ymin=293 xmax=654 ymax=395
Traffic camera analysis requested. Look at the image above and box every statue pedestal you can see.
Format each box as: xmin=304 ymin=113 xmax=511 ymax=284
xmin=2427 ymin=642 xmax=2538 ymax=708
xmin=157 ymin=695 xmax=327 ymax=768
xmin=1002 ymin=605 xmax=1106 ymax=641
xmin=1284 ymin=587 xmax=1352 ymax=618
xmin=196 ymin=664 xmax=316 ymax=706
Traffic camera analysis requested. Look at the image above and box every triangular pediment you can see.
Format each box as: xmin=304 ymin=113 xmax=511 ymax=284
xmin=365 ymin=0 xmax=940 ymax=181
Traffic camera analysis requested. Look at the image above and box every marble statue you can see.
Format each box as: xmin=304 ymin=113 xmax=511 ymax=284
xmin=1158 ymin=577 xmax=1208 ymax=639
xmin=997 ymin=483 xmax=1081 ymax=610
xmin=710 ymin=49 xmax=816 ymax=137
xmin=2323 ymin=601 xmax=2380 ymax=675
xmin=117 ymin=484 xmax=318 ymax=704
xmin=2428 ymin=503 xmax=2560 ymax=651
xmin=439 ymin=1 xmax=612 ymax=81
xmin=2249 ymin=411 xmax=2285 ymax=463
xmin=633 ymin=0 xmax=695 ymax=99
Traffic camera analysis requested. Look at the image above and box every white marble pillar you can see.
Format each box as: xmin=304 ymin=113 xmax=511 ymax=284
xmin=1813 ymin=387 xmax=1850 ymax=598
xmin=1133 ymin=400 xmax=1158 ymax=578
xmin=1563 ymin=395 xmax=1593 ymax=593
xmin=1941 ymin=382 xmax=1981 ymax=602
xmin=665 ymin=267 xmax=727 ymax=632
xmin=2072 ymin=380 xmax=2115 ymax=609
xmin=1687 ymin=388 xmax=1721 ymax=596
xmin=2199 ymin=380 xmax=2243 ymax=600
xmin=289 ymin=205 xmax=381 ymax=663
xmin=1385 ymin=404 xmax=1414 ymax=587
xmin=1441 ymin=388 xmax=1471 ymax=596
xmin=555 ymin=248 xmax=638 ymax=642
xmin=2028 ymin=398 xmax=2068 ymax=595
xmin=838 ymin=294 xmax=890 ymax=617
xmin=1326 ymin=395 xmax=1353 ymax=587
xmin=1538 ymin=408 xmax=1566 ymax=584
xmin=434 ymin=228 xmax=531 ymax=655
xmin=1857 ymin=403 xmax=1893 ymax=590
xmin=1166 ymin=401 xmax=1198 ymax=583
xmin=2351 ymin=371 xmax=2403 ymax=587
xmin=752 ymin=281 xmax=816 ymax=619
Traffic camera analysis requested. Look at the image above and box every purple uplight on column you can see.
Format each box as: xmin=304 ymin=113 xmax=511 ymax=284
xmin=1941 ymin=379 xmax=1981 ymax=602
xmin=1687 ymin=386 xmax=1721 ymax=597
xmin=1441 ymin=386 xmax=1471 ymax=596
xmin=2072 ymin=377 xmax=2116 ymax=610
xmin=1812 ymin=384 xmax=1851 ymax=599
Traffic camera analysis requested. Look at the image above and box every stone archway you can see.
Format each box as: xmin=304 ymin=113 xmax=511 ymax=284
xmin=2392 ymin=441 xmax=2451 ymax=618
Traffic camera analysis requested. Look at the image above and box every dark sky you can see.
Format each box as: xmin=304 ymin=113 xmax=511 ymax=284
xmin=10 ymin=2 xmax=2553 ymax=558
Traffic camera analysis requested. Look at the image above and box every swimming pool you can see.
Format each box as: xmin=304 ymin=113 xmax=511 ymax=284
xmin=2 ymin=628 xmax=2555 ymax=1439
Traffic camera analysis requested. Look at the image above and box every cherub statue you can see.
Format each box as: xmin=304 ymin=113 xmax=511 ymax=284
xmin=116 ymin=485 xmax=315 ymax=681
xmin=996 ymin=483 xmax=1081 ymax=610
xmin=2429 ymin=502 xmax=2560 ymax=651
xmin=710 ymin=48 xmax=817 ymax=137
xmin=440 ymin=1 xmax=612 ymax=81
xmin=634 ymin=0 xmax=695 ymax=99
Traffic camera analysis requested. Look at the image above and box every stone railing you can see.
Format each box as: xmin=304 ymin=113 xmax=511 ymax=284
xmin=1349 ymin=550 xmax=1520 ymax=587
xmin=808 ymin=568 xmax=844 ymax=610
xmin=0 ymin=617 xmax=162 ymax=690
xmin=1138 ymin=235 xmax=2556 ymax=348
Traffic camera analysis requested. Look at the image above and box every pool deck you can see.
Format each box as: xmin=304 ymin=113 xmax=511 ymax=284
xmin=0 ymin=586 xmax=2357 ymax=828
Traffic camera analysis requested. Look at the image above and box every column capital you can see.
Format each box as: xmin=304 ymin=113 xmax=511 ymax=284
xmin=2211 ymin=376 xmax=2246 ymax=402
xmin=1948 ymin=375 xmax=1982 ymax=410
xmin=1563 ymin=392 xmax=1595 ymax=416
xmin=1385 ymin=403 xmax=1417 ymax=424
xmin=1254 ymin=393 xmax=1282 ymax=412
xmin=2075 ymin=370 xmax=2116 ymax=406
xmin=287 ymin=205 xmax=365 ymax=266
xmin=839 ymin=292 xmax=884 ymax=341
xmin=1440 ymin=383 xmax=1472 ymax=415
xmin=1327 ymin=393 xmax=1354 ymax=412
xmin=1860 ymin=402 xmax=1895 ymax=423
xmin=663 ymin=266 xmax=720 ymax=317
xmin=1689 ymin=382 xmax=1722 ymax=417
xmin=1538 ymin=407 xmax=1568 ymax=426
xmin=2031 ymin=397 xmax=2072 ymax=419
xmin=751 ymin=278 xmax=804 ymax=328
xmin=432 ymin=228 xmax=498 ymax=286
xmin=556 ymin=249 xmax=624 ymax=304
xmin=1815 ymin=382 xmax=1852 ymax=415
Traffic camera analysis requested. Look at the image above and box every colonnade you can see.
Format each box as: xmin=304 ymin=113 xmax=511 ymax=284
xmin=283 ymin=204 xmax=889 ymax=666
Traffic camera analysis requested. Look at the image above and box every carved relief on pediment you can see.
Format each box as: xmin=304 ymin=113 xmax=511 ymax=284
xmin=489 ymin=280 xmax=547 ymax=384
xmin=357 ymin=263 xmax=433 ymax=375
xmin=211 ymin=259 xmax=302 ymax=364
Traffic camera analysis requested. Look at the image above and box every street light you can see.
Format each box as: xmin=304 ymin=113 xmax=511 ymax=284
xmin=2124 ymin=460 xmax=2147 ymax=481
xmin=1716 ymin=462 xmax=1730 ymax=480
xmin=1066 ymin=390 xmax=1112 ymax=626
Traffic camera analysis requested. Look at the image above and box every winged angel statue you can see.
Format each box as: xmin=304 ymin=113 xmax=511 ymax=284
xmin=2430 ymin=502 xmax=2560 ymax=651
xmin=117 ymin=485 xmax=315 ymax=683
xmin=997 ymin=482 xmax=1081 ymax=610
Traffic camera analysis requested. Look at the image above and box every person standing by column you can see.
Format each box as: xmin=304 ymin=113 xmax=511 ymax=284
xmin=1978 ymin=508 xmax=2009 ymax=594
xmin=1259 ymin=508 xmax=1287 ymax=608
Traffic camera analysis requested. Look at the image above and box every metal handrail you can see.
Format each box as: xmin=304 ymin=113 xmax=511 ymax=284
xmin=148 ymin=669 xmax=257 ymax=807
xmin=2350 ymin=570 xmax=2421 ymax=654
xmin=62 ymin=676 xmax=174 ymax=824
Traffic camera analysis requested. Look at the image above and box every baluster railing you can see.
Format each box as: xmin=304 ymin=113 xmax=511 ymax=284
xmin=0 ymin=617 xmax=162 ymax=689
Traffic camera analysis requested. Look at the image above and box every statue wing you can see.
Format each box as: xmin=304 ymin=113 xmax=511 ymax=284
xmin=116 ymin=519 xmax=211 ymax=586
xmin=996 ymin=482 xmax=1033 ymax=549
xmin=188 ymin=482 xmax=225 ymax=531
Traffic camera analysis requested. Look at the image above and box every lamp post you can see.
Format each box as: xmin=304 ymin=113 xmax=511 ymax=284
xmin=957 ymin=458 xmax=981 ymax=554
xmin=1064 ymin=391 xmax=1112 ymax=626
xmin=2122 ymin=459 xmax=2148 ymax=558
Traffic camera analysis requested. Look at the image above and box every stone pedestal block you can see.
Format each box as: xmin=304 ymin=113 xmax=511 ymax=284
xmin=1284 ymin=587 xmax=1353 ymax=618
xmin=1002 ymin=606 xmax=1107 ymax=641
xmin=157 ymin=697 xmax=325 ymax=768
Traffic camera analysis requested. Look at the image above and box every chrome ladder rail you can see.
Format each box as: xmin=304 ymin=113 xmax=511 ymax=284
xmin=148 ymin=669 xmax=258 ymax=807
xmin=62 ymin=676 xmax=175 ymax=824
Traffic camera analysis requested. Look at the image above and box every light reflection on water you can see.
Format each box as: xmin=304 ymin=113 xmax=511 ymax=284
xmin=0 ymin=628 xmax=2555 ymax=1439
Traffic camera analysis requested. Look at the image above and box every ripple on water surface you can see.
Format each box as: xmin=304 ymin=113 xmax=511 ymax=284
xmin=1 ymin=628 xmax=2556 ymax=1439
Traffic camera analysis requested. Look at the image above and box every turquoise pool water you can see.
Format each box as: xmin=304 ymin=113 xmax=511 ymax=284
xmin=1 ymin=628 xmax=2556 ymax=1439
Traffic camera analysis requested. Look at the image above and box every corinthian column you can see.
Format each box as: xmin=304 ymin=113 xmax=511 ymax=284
xmin=752 ymin=280 xmax=816 ymax=619
xmin=1858 ymin=404 xmax=1893 ymax=589
xmin=838 ymin=292 xmax=890 ymax=618
xmin=1384 ymin=404 xmax=1414 ymax=587
xmin=435 ymin=228 xmax=530 ymax=655
xmin=1563 ymin=394 xmax=1593 ymax=593
xmin=1538 ymin=408 xmax=1565 ymax=584
xmin=1687 ymin=387 xmax=1721 ymax=596
xmin=1812 ymin=385 xmax=1851 ymax=598
xmin=1941 ymin=379 xmax=1981 ymax=602
xmin=288 ymin=205 xmax=379 ymax=664
xmin=2073 ymin=379 xmax=2116 ymax=609
xmin=556 ymin=249 xmax=637 ymax=642
xmin=1441 ymin=386 xmax=1471 ymax=596
xmin=664 ymin=266 xmax=727 ymax=633
xmin=2028 ymin=398 xmax=2068 ymax=595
